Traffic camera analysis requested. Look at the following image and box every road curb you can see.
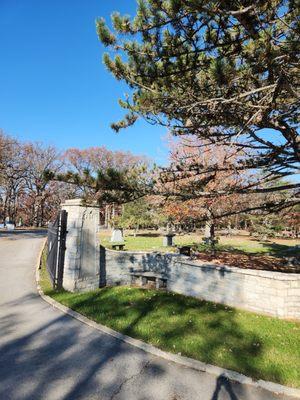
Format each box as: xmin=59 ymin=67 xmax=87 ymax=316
xmin=36 ymin=238 xmax=47 ymax=271
xmin=36 ymin=246 xmax=300 ymax=400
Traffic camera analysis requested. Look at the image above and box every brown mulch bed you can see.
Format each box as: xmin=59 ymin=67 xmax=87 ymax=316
xmin=194 ymin=251 xmax=300 ymax=273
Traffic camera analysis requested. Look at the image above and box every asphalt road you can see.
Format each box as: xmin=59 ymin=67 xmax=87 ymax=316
xmin=0 ymin=230 xmax=294 ymax=400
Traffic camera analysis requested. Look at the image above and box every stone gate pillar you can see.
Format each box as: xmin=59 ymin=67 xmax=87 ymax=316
xmin=61 ymin=199 xmax=100 ymax=292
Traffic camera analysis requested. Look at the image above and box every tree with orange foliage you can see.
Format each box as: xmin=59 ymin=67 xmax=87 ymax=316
xmin=160 ymin=136 xmax=248 ymax=242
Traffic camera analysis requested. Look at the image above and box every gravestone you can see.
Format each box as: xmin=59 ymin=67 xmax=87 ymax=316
xmin=61 ymin=199 xmax=100 ymax=292
xmin=110 ymin=229 xmax=124 ymax=243
xmin=204 ymin=222 xmax=211 ymax=239
xmin=163 ymin=233 xmax=175 ymax=247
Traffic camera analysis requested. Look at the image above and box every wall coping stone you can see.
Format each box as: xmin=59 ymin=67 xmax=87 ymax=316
xmin=104 ymin=247 xmax=179 ymax=257
xmin=62 ymin=198 xmax=98 ymax=207
xmin=178 ymin=259 xmax=300 ymax=281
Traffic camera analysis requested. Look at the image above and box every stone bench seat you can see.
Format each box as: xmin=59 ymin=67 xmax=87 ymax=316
xmin=129 ymin=271 xmax=167 ymax=289
xmin=177 ymin=245 xmax=192 ymax=256
xmin=111 ymin=243 xmax=125 ymax=250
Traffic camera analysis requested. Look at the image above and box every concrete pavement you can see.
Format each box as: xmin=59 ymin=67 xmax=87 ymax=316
xmin=0 ymin=230 xmax=296 ymax=400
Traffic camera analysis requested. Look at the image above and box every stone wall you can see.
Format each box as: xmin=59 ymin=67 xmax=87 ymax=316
xmin=104 ymin=248 xmax=300 ymax=319
xmin=169 ymin=259 xmax=300 ymax=319
xmin=104 ymin=247 xmax=177 ymax=286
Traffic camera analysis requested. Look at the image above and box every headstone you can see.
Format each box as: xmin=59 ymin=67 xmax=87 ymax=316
xmin=163 ymin=233 xmax=175 ymax=247
xmin=204 ymin=222 xmax=211 ymax=239
xmin=110 ymin=229 xmax=124 ymax=243
xmin=227 ymin=223 xmax=232 ymax=236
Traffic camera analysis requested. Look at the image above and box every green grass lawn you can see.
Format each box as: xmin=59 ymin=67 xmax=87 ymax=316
xmin=99 ymin=232 xmax=194 ymax=252
xmin=40 ymin=252 xmax=300 ymax=388
xmin=99 ymin=230 xmax=299 ymax=257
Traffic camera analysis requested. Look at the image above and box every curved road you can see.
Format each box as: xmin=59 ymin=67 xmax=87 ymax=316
xmin=0 ymin=230 xmax=293 ymax=400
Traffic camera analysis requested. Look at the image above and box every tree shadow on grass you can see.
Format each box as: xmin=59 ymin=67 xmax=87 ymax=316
xmin=66 ymin=288 xmax=283 ymax=389
xmin=259 ymin=241 xmax=300 ymax=258
xmin=130 ymin=232 xmax=161 ymax=237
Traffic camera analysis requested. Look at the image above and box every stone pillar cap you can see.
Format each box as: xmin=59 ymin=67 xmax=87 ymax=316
xmin=62 ymin=198 xmax=99 ymax=207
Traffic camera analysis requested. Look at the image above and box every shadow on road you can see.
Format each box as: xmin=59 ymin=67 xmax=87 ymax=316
xmin=211 ymin=374 xmax=239 ymax=400
xmin=0 ymin=229 xmax=47 ymax=240
xmin=0 ymin=299 xmax=163 ymax=400
xmin=0 ymin=290 xmax=253 ymax=400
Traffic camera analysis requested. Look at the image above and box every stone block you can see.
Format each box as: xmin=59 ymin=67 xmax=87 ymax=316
xmin=287 ymin=288 xmax=300 ymax=297
xmin=290 ymin=280 xmax=300 ymax=288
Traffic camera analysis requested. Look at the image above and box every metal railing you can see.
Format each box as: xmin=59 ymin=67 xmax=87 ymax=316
xmin=46 ymin=210 xmax=67 ymax=289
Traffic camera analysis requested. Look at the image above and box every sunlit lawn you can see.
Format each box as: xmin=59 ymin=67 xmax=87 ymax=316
xmin=100 ymin=231 xmax=196 ymax=252
xmin=99 ymin=230 xmax=299 ymax=257
xmin=40 ymin=255 xmax=300 ymax=388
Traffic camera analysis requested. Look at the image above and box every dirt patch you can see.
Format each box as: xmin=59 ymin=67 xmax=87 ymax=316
xmin=194 ymin=251 xmax=300 ymax=273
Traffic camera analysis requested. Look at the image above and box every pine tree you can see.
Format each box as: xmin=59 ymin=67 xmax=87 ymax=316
xmin=97 ymin=0 xmax=300 ymax=212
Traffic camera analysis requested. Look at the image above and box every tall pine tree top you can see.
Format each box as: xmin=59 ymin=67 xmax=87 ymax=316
xmin=97 ymin=0 xmax=299 ymax=210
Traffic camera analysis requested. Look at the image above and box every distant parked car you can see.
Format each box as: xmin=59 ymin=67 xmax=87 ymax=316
xmin=5 ymin=221 xmax=15 ymax=230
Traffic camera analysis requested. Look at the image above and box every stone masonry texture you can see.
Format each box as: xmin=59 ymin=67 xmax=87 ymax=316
xmin=104 ymin=249 xmax=300 ymax=319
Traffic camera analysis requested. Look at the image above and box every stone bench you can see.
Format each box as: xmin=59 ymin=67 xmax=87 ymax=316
xmin=129 ymin=271 xmax=167 ymax=289
xmin=111 ymin=243 xmax=125 ymax=250
xmin=177 ymin=245 xmax=192 ymax=256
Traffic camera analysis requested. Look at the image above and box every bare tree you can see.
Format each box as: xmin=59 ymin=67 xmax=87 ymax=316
xmin=22 ymin=143 xmax=63 ymax=227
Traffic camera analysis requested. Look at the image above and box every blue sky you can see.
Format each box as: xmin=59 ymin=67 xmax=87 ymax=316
xmin=1 ymin=1 xmax=298 ymax=183
xmin=0 ymin=0 xmax=168 ymax=164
